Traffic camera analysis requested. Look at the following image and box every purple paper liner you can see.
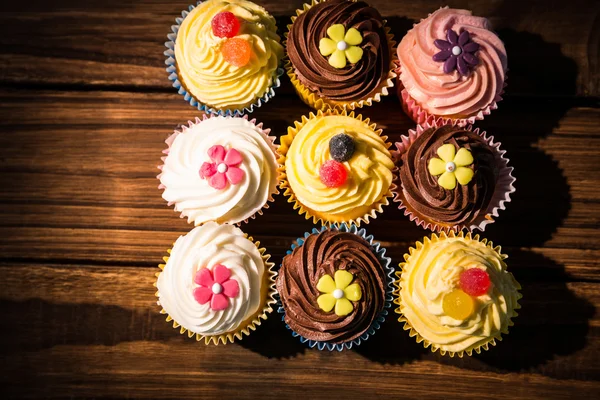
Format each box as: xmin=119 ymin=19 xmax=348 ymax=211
xmin=164 ymin=1 xmax=284 ymax=116
xmin=276 ymin=224 xmax=394 ymax=351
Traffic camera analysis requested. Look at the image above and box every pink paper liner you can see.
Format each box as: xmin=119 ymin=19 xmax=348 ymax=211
xmin=157 ymin=115 xmax=282 ymax=226
xmin=394 ymin=61 xmax=507 ymax=128
xmin=392 ymin=118 xmax=515 ymax=233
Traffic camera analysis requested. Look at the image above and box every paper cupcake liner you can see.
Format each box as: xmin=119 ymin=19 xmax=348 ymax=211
xmin=157 ymin=114 xmax=282 ymax=226
xmin=284 ymin=0 xmax=397 ymax=112
xmin=154 ymin=233 xmax=277 ymax=345
xmin=164 ymin=1 xmax=284 ymax=116
xmin=393 ymin=230 xmax=522 ymax=357
xmin=276 ymin=224 xmax=394 ymax=351
xmin=278 ymin=109 xmax=396 ymax=226
xmin=392 ymin=118 xmax=515 ymax=233
xmin=395 ymin=60 xmax=507 ymax=127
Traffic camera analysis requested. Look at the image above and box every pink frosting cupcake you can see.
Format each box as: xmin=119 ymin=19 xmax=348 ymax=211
xmin=396 ymin=7 xmax=507 ymax=126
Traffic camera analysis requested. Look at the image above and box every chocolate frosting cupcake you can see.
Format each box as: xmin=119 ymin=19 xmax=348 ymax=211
xmin=276 ymin=229 xmax=387 ymax=344
xmin=287 ymin=0 xmax=390 ymax=101
xmin=398 ymin=125 xmax=499 ymax=228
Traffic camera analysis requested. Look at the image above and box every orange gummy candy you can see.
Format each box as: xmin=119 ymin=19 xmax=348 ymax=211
xmin=221 ymin=38 xmax=251 ymax=68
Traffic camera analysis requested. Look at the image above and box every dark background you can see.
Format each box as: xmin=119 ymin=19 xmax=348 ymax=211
xmin=0 ymin=0 xmax=599 ymax=398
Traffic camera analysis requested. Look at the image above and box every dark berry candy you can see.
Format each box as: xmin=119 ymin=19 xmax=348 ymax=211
xmin=459 ymin=268 xmax=491 ymax=296
xmin=329 ymin=133 xmax=355 ymax=162
xmin=211 ymin=11 xmax=241 ymax=38
xmin=319 ymin=160 xmax=347 ymax=188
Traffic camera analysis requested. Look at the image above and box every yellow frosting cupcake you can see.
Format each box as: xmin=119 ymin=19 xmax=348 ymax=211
xmin=174 ymin=0 xmax=284 ymax=112
xmin=395 ymin=231 xmax=521 ymax=357
xmin=279 ymin=110 xmax=395 ymax=225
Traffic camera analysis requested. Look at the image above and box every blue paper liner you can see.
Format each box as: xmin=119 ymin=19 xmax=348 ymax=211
xmin=164 ymin=1 xmax=284 ymax=116
xmin=276 ymin=224 xmax=394 ymax=351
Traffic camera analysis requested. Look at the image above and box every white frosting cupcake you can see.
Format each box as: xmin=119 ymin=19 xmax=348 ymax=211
xmin=157 ymin=222 xmax=266 ymax=337
xmin=159 ymin=116 xmax=279 ymax=225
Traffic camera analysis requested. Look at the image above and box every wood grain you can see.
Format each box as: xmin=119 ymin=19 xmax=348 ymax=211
xmin=0 ymin=264 xmax=599 ymax=399
xmin=0 ymin=0 xmax=598 ymax=96
xmin=0 ymin=0 xmax=599 ymax=398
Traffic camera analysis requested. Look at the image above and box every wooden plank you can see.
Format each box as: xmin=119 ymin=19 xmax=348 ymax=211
xmin=0 ymin=0 xmax=598 ymax=96
xmin=0 ymin=90 xmax=598 ymax=281
xmin=0 ymin=264 xmax=598 ymax=399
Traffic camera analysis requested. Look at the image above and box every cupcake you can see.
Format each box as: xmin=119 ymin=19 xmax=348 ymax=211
xmin=165 ymin=0 xmax=284 ymax=115
xmin=396 ymin=7 xmax=507 ymax=126
xmin=155 ymin=222 xmax=276 ymax=344
xmin=394 ymin=120 xmax=515 ymax=232
xmin=158 ymin=115 xmax=280 ymax=225
xmin=286 ymin=0 xmax=396 ymax=111
xmin=279 ymin=110 xmax=395 ymax=225
xmin=276 ymin=224 xmax=393 ymax=350
xmin=395 ymin=231 xmax=522 ymax=357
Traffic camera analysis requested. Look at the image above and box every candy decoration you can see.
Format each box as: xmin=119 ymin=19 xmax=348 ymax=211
xmin=221 ymin=38 xmax=252 ymax=67
xmin=199 ymin=145 xmax=245 ymax=190
xmin=319 ymin=160 xmax=347 ymax=188
xmin=211 ymin=11 xmax=240 ymax=38
xmin=459 ymin=268 xmax=491 ymax=296
xmin=316 ymin=270 xmax=362 ymax=317
xmin=329 ymin=133 xmax=356 ymax=162
xmin=433 ymin=29 xmax=480 ymax=76
xmin=319 ymin=24 xmax=364 ymax=69
xmin=428 ymin=144 xmax=474 ymax=190
xmin=442 ymin=289 xmax=475 ymax=320
xmin=193 ymin=264 xmax=240 ymax=311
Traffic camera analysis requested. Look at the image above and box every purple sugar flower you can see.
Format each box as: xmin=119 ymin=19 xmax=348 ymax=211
xmin=433 ymin=29 xmax=480 ymax=76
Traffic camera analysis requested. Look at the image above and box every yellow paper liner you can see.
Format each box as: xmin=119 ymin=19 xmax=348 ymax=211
xmin=154 ymin=234 xmax=277 ymax=345
xmin=278 ymin=109 xmax=396 ymax=226
xmin=285 ymin=0 xmax=397 ymax=111
xmin=393 ymin=230 xmax=522 ymax=358
xmin=157 ymin=114 xmax=284 ymax=226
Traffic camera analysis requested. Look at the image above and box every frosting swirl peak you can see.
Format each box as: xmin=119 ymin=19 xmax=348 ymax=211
xmin=175 ymin=0 xmax=283 ymax=111
xmin=399 ymin=234 xmax=521 ymax=354
xmin=277 ymin=229 xmax=387 ymax=343
xmin=398 ymin=125 xmax=498 ymax=228
xmin=157 ymin=222 xmax=266 ymax=337
xmin=287 ymin=0 xmax=391 ymax=101
xmin=398 ymin=7 xmax=507 ymax=118
xmin=160 ymin=116 xmax=279 ymax=225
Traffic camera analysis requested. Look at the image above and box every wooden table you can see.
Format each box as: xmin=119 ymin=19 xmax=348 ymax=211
xmin=1 ymin=0 xmax=599 ymax=398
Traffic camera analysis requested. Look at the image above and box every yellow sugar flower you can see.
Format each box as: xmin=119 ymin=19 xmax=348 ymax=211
xmin=316 ymin=270 xmax=362 ymax=316
xmin=428 ymin=144 xmax=475 ymax=190
xmin=319 ymin=24 xmax=364 ymax=69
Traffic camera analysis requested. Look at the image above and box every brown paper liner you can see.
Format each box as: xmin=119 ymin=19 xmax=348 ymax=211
xmin=285 ymin=0 xmax=397 ymax=111
xmin=392 ymin=118 xmax=515 ymax=233
xmin=154 ymin=234 xmax=277 ymax=345
xmin=157 ymin=114 xmax=283 ymax=226
xmin=278 ymin=109 xmax=396 ymax=226
xmin=393 ymin=230 xmax=522 ymax=357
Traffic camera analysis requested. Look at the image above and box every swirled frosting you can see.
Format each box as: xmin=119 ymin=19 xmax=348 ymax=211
xmin=287 ymin=0 xmax=391 ymax=101
xmin=400 ymin=235 xmax=520 ymax=353
xmin=277 ymin=230 xmax=387 ymax=343
xmin=160 ymin=116 xmax=279 ymax=225
xmin=285 ymin=114 xmax=394 ymax=222
xmin=157 ymin=222 xmax=265 ymax=336
xmin=399 ymin=125 xmax=498 ymax=228
xmin=398 ymin=7 xmax=507 ymax=117
xmin=175 ymin=0 xmax=284 ymax=110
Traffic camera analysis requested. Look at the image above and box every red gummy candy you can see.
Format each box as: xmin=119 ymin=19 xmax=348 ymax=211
xmin=221 ymin=38 xmax=251 ymax=67
xmin=320 ymin=160 xmax=347 ymax=188
xmin=211 ymin=11 xmax=240 ymax=38
xmin=459 ymin=268 xmax=491 ymax=296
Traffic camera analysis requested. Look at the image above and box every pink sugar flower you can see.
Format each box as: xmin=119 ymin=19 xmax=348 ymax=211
xmin=193 ymin=264 xmax=240 ymax=311
xmin=199 ymin=145 xmax=245 ymax=190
